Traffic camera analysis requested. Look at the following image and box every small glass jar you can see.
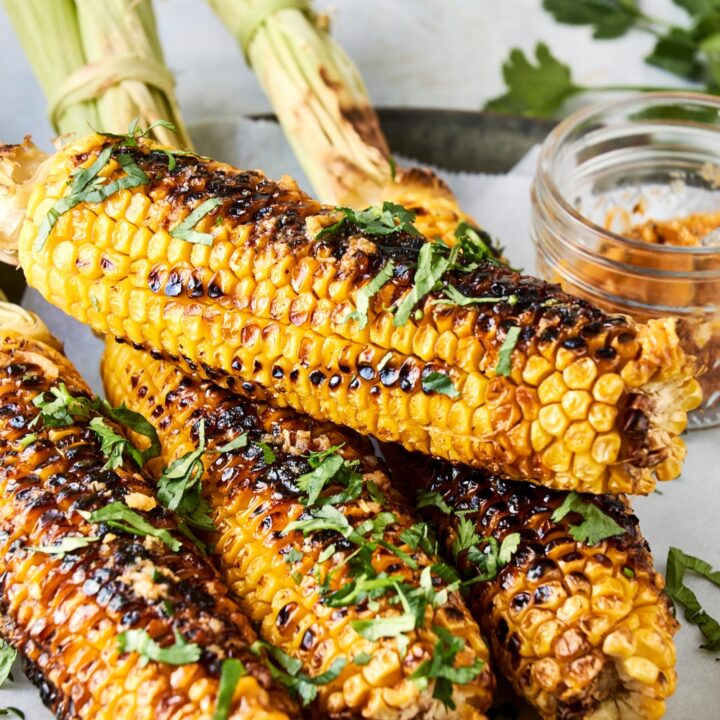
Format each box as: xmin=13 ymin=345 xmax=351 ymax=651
xmin=531 ymin=92 xmax=720 ymax=429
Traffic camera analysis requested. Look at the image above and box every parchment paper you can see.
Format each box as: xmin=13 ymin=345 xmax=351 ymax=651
xmin=11 ymin=119 xmax=720 ymax=720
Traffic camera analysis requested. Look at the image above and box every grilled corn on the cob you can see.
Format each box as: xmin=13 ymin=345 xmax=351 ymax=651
xmin=386 ymin=446 xmax=678 ymax=720
xmin=3 ymin=133 xmax=701 ymax=494
xmin=0 ymin=305 xmax=296 ymax=720
xmin=101 ymin=338 xmax=495 ymax=719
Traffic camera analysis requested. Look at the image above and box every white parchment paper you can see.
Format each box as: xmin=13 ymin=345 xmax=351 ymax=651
xmin=11 ymin=119 xmax=720 ymax=720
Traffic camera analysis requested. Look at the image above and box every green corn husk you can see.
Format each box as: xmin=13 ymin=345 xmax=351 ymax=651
xmin=208 ymin=0 xmax=391 ymax=206
xmin=4 ymin=0 xmax=191 ymax=148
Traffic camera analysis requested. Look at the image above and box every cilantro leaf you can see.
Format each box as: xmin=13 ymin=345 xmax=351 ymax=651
xmin=551 ymin=492 xmax=624 ymax=545
xmin=543 ymin=0 xmax=640 ymax=39
xmin=485 ymin=43 xmax=581 ymax=118
xmin=212 ymin=658 xmax=247 ymax=720
xmin=410 ymin=626 xmax=485 ymax=710
xmin=285 ymin=547 xmax=304 ymax=565
xmin=29 ymin=535 xmax=99 ymax=556
xmin=416 ymin=489 xmax=454 ymax=515
xmin=87 ymin=501 xmax=181 ymax=551
xmin=251 ymin=641 xmax=345 ymax=706
xmin=422 ymin=371 xmax=459 ymax=398
xmin=157 ymin=420 xmax=213 ymax=532
xmin=325 ymin=573 xmax=404 ymax=608
xmin=498 ymin=533 xmax=521 ymax=565
xmin=495 ymin=325 xmax=521 ymax=377
xmin=452 ymin=223 xmax=504 ymax=268
xmin=256 ymin=442 xmax=277 ymax=465
xmin=666 ymin=546 xmax=720 ymax=651
xmin=345 ymin=260 xmax=395 ymax=330
xmin=351 ymin=614 xmax=417 ymax=641
xmin=217 ymin=433 xmax=248 ymax=453
xmin=353 ymin=652 xmax=372 ymax=666
xmin=0 ymin=640 xmax=16 ymax=688
xmin=317 ymin=201 xmax=421 ymax=240
xmin=284 ymin=506 xmax=353 ymax=538
xmin=399 ymin=522 xmax=439 ymax=556
xmin=439 ymin=284 xmax=515 ymax=307
xmin=296 ymin=453 xmax=345 ymax=506
xmin=451 ymin=517 xmax=481 ymax=559
xmin=117 ymin=629 xmax=201 ymax=667
xmin=170 ymin=197 xmax=223 ymax=246
xmin=89 ymin=417 xmax=138 ymax=470
xmin=394 ymin=241 xmax=450 ymax=326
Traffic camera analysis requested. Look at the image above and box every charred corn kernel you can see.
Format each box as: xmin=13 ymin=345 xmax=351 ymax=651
xmin=0 ymin=329 xmax=296 ymax=720
xmin=12 ymin=134 xmax=700 ymax=494
xmin=403 ymin=450 xmax=678 ymax=720
xmin=102 ymin=341 xmax=494 ymax=719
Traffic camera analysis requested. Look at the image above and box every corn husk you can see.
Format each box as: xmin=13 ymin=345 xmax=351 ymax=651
xmin=4 ymin=0 xmax=191 ymax=148
xmin=208 ymin=0 xmax=391 ymax=206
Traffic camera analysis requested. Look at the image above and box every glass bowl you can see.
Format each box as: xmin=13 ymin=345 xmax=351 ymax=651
xmin=531 ymin=92 xmax=720 ymax=429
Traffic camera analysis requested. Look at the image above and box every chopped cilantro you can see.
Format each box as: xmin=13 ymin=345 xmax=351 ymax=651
xmin=318 ymin=543 xmax=336 ymax=563
xmin=377 ymin=352 xmax=393 ymax=372
xmin=170 ymin=197 xmax=223 ymax=246
xmin=117 ymin=629 xmax=201 ymax=667
xmin=251 ymin=641 xmax=345 ymax=706
xmin=410 ymin=625 xmax=485 ymax=710
xmin=325 ymin=573 xmax=404 ymax=608
xmin=422 ymin=371 xmax=459 ymax=398
xmin=345 ymin=260 xmax=395 ymax=330
xmin=551 ymin=493 xmax=624 ymax=545
xmin=17 ymin=432 xmax=38 ymax=450
xmin=622 ymin=567 xmax=635 ymax=579
xmin=217 ymin=433 xmax=248 ymax=453
xmin=29 ymin=535 xmax=99 ymax=556
xmin=666 ymin=547 xmax=720 ymax=651
xmin=495 ymin=325 xmax=521 ymax=377
xmin=88 ymin=417 xmax=138 ymax=470
xmin=317 ymin=201 xmax=421 ymax=240
xmin=351 ymin=614 xmax=417 ymax=641
xmin=366 ymin=480 xmax=386 ymax=506
xmin=439 ymin=284 xmax=517 ymax=307
xmin=416 ymin=489 xmax=454 ymax=515
xmin=212 ymin=658 xmax=247 ymax=720
xmin=543 ymin=0 xmax=640 ymax=39
xmin=31 ymin=384 xmax=160 ymax=464
xmin=86 ymin=501 xmax=181 ymax=551
xmin=284 ymin=505 xmax=353 ymax=538
xmin=353 ymin=651 xmax=372 ymax=666
xmin=399 ymin=522 xmax=438 ymax=556
xmin=452 ymin=520 xmax=520 ymax=582
xmin=452 ymin=223 xmax=504 ymax=268
xmin=393 ymin=241 xmax=450 ymax=327
xmin=257 ymin=442 xmax=276 ymax=465
xmin=296 ymin=453 xmax=346 ymax=506
xmin=157 ymin=420 xmax=214 ymax=532
xmin=285 ymin=547 xmax=304 ymax=565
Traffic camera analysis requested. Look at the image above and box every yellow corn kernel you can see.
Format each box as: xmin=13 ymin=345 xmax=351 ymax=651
xmin=592 ymin=373 xmax=625 ymax=404
xmin=588 ymin=403 xmax=618 ymax=433
xmin=531 ymin=420 xmax=554 ymax=452
xmin=538 ymin=372 xmax=568 ymax=404
xmin=542 ymin=441 xmax=572 ymax=472
xmin=562 ymin=358 xmax=598 ymax=390
xmin=522 ymin=355 xmax=554 ymax=386
xmin=538 ymin=404 xmax=570 ymax=437
xmin=561 ymin=390 xmax=593 ymax=421
xmin=591 ymin=432 xmax=621 ymax=465
xmin=620 ymin=657 xmax=660 ymax=684
xmin=564 ymin=421 xmax=595 ymax=453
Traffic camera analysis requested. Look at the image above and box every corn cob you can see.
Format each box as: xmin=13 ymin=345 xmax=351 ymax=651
xmin=101 ymin=338 xmax=495 ymax=719
xmin=4 ymin=133 xmax=701 ymax=494
xmin=0 ymin=306 xmax=296 ymax=719
xmin=382 ymin=445 xmax=678 ymax=720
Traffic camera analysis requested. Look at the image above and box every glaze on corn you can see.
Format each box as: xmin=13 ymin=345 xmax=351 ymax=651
xmin=101 ymin=338 xmax=495 ymax=719
xmin=386 ymin=447 xmax=678 ymax=720
xmin=0 ymin=317 xmax=296 ymax=719
xmin=4 ymin=133 xmax=702 ymax=494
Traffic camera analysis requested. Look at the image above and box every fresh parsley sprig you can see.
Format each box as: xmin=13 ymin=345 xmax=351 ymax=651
xmin=551 ymin=492 xmax=625 ymax=545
